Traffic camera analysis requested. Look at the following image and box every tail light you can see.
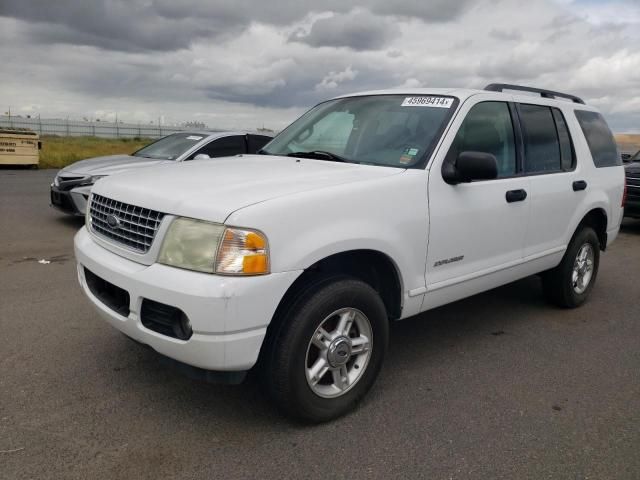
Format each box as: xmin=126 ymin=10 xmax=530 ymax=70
xmin=622 ymin=177 xmax=627 ymax=207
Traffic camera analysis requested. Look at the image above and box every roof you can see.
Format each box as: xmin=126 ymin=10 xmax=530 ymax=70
xmin=174 ymin=130 xmax=272 ymax=139
xmin=334 ymin=88 xmax=480 ymax=101
xmin=333 ymin=86 xmax=596 ymax=110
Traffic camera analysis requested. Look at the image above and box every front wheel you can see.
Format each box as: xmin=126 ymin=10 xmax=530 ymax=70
xmin=542 ymin=227 xmax=600 ymax=308
xmin=264 ymin=276 xmax=389 ymax=422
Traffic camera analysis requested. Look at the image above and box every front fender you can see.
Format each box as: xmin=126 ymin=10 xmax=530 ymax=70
xmin=226 ymin=170 xmax=430 ymax=317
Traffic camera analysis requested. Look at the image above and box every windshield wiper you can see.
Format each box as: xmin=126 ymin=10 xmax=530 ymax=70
xmin=286 ymin=150 xmax=352 ymax=163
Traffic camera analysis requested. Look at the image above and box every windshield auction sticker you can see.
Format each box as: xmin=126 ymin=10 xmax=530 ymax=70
xmin=401 ymin=97 xmax=453 ymax=108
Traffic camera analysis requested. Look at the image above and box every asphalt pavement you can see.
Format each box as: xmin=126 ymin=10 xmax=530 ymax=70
xmin=1 ymin=168 xmax=639 ymax=479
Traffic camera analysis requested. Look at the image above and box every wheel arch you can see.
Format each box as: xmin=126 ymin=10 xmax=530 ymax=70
xmin=256 ymin=249 xmax=404 ymax=369
xmin=277 ymin=249 xmax=404 ymax=322
xmin=576 ymin=208 xmax=608 ymax=251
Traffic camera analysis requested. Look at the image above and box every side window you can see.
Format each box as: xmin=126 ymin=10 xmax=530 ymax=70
xmin=574 ymin=110 xmax=620 ymax=167
xmin=247 ymin=135 xmax=272 ymax=154
xmin=552 ymin=108 xmax=574 ymax=171
xmin=449 ymin=101 xmax=516 ymax=178
xmin=519 ymin=104 xmax=562 ymax=173
xmin=194 ymin=136 xmax=246 ymax=158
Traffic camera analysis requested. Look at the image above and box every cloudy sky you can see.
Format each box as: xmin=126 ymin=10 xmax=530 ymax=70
xmin=1 ymin=0 xmax=639 ymax=132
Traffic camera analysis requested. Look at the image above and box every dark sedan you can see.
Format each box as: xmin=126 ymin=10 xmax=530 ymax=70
xmin=624 ymin=150 xmax=640 ymax=218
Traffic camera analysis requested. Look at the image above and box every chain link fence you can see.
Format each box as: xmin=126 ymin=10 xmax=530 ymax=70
xmin=0 ymin=115 xmax=220 ymax=139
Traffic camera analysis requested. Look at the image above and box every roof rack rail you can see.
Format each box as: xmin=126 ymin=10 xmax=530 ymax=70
xmin=484 ymin=83 xmax=585 ymax=105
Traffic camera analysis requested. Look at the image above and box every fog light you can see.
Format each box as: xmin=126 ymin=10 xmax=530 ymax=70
xmin=174 ymin=312 xmax=192 ymax=341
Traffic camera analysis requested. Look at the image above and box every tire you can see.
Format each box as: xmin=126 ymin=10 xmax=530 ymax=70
xmin=542 ymin=227 xmax=600 ymax=308
xmin=264 ymin=275 xmax=389 ymax=422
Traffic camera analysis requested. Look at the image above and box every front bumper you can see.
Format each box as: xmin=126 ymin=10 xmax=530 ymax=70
xmin=50 ymin=184 xmax=90 ymax=216
xmin=74 ymin=227 xmax=301 ymax=372
xmin=623 ymin=199 xmax=640 ymax=219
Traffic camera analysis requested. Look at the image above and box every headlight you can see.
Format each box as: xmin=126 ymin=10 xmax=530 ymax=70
xmin=157 ymin=218 xmax=269 ymax=275
xmin=81 ymin=175 xmax=107 ymax=186
xmin=215 ymin=227 xmax=269 ymax=275
xmin=85 ymin=193 xmax=92 ymax=227
xmin=158 ymin=218 xmax=225 ymax=273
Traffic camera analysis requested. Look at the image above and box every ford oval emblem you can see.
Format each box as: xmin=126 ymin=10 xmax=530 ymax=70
xmin=106 ymin=214 xmax=121 ymax=229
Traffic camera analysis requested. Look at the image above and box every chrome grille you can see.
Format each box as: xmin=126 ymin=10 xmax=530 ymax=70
xmin=626 ymin=174 xmax=640 ymax=200
xmin=89 ymin=194 xmax=165 ymax=253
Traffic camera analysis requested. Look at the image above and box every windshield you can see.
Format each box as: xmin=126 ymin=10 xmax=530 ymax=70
xmin=262 ymin=95 xmax=457 ymax=168
xmin=133 ymin=133 xmax=206 ymax=160
xmin=632 ymin=150 xmax=640 ymax=162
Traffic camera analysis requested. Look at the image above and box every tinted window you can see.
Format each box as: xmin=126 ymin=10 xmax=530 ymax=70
xmin=449 ymin=102 xmax=516 ymax=177
xmin=194 ymin=136 xmax=246 ymax=158
xmin=574 ymin=110 xmax=620 ymax=167
xmin=519 ymin=104 xmax=561 ymax=173
xmin=552 ymin=108 xmax=574 ymax=171
xmin=247 ymin=134 xmax=272 ymax=154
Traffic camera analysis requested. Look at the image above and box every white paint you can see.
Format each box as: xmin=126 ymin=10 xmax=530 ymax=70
xmin=76 ymin=88 xmax=625 ymax=373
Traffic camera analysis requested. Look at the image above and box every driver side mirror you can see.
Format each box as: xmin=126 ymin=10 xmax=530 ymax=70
xmin=443 ymin=151 xmax=498 ymax=184
xmin=192 ymin=153 xmax=211 ymax=161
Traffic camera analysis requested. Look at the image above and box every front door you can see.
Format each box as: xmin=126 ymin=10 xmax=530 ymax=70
xmin=423 ymin=98 xmax=530 ymax=309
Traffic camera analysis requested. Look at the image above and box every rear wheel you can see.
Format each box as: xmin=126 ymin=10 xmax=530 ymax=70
xmin=264 ymin=276 xmax=388 ymax=422
xmin=542 ymin=227 xmax=600 ymax=308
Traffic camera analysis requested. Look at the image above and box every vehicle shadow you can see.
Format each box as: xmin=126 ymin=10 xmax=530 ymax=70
xmin=48 ymin=210 xmax=86 ymax=234
xmin=56 ymin=213 xmax=85 ymax=227
xmin=0 ymin=165 xmax=37 ymax=171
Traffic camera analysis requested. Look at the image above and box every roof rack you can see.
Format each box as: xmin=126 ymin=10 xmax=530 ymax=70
xmin=484 ymin=83 xmax=585 ymax=105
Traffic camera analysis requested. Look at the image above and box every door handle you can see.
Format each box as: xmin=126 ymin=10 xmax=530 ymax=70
xmin=573 ymin=180 xmax=587 ymax=191
xmin=505 ymin=189 xmax=527 ymax=203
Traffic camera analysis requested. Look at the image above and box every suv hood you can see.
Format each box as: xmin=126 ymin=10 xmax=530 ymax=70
xmin=92 ymin=155 xmax=404 ymax=223
xmin=63 ymin=154 xmax=171 ymax=176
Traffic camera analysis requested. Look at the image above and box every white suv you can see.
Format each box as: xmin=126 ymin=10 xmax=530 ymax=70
xmin=74 ymin=84 xmax=625 ymax=421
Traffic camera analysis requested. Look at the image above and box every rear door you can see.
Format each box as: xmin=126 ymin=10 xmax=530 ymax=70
xmin=518 ymin=103 xmax=581 ymax=258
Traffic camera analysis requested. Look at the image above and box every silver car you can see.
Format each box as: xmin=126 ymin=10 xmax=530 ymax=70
xmin=50 ymin=131 xmax=273 ymax=215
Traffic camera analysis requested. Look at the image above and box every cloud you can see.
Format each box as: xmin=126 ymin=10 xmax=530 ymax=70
xmin=1 ymin=1 xmax=218 ymax=52
xmin=290 ymin=9 xmax=399 ymax=50
xmin=315 ymin=66 xmax=359 ymax=90
xmin=0 ymin=0 xmax=474 ymax=52
xmin=0 ymin=0 xmax=639 ymax=132
xmin=489 ymin=28 xmax=523 ymax=41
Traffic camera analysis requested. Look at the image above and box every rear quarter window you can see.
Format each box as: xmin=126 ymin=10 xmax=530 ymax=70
xmin=574 ymin=110 xmax=620 ymax=168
